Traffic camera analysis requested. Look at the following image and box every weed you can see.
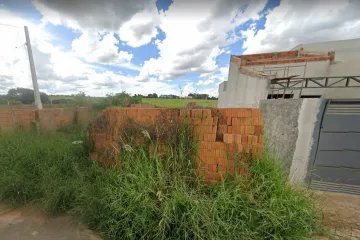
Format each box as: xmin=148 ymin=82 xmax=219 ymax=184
xmin=0 ymin=124 xmax=321 ymax=239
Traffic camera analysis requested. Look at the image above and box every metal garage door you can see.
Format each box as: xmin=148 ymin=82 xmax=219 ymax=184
xmin=310 ymin=99 xmax=360 ymax=195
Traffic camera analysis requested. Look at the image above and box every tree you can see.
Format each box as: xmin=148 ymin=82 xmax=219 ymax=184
xmin=74 ymin=91 xmax=87 ymax=105
xmin=103 ymin=91 xmax=142 ymax=107
xmin=6 ymin=87 xmax=50 ymax=104
xmin=187 ymin=93 xmax=209 ymax=99
xmin=147 ymin=93 xmax=158 ymax=98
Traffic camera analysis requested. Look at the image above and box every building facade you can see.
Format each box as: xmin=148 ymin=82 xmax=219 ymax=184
xmin=218 ymin=39 xmax=360 ymax=108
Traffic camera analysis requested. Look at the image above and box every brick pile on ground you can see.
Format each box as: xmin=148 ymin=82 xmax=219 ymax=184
xmin=88 ymin=107 xmax=264 ymax=183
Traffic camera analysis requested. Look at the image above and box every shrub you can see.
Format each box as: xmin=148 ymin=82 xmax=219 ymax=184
xmin=0 ymin=123 xmax=321 ymax=239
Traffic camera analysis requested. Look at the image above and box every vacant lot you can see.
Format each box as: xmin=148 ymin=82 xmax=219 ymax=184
xmin=142 ymin=98 xmax=217 ymax=108
xmin=0 ymin=120 xmax=322 ymax=240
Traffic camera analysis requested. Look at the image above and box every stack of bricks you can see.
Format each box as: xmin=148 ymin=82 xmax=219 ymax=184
xmin=183 ymin=108 xmax=263 ymax=183
xmin=88 ymin=107 xmax=264 ymax=183
xmin=231 ymin=49 xmax=331 ymax=66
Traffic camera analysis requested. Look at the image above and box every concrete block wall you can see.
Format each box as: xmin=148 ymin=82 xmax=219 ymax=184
xmin=88 ymin=107 xmax=264 ymax=183
xmin=260 ymin=99 xmax=324 ymax=184
xmin=0 ymin=107 xmax=91 ymax=131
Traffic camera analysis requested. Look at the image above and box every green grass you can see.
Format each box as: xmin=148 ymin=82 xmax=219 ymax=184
xmin=49 ymin=96 xmax=104 ymax=102
xmin=142 ymin=98 xmax=217 ymax=108
xmin=0 ymin=127 xmax=321 ymax=240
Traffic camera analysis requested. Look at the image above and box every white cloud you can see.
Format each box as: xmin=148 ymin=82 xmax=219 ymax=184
xmin=0 ymin=9 xmax=145 ymax=96
xmin=33 ymin=0 xmax=153 ymax=32
xmin=197 ymin=79 xmax=214 ymax=86
xmin=136 ymin=0 xmax=267 ymax=81
xmin=34 ymin=0 xmax=159 ymax=48
xmin=71 ymin=31 xmax=138 ymax=70
xmin=242 ymin=0 xmax=360 ymax=54
xmin=118 ymin=8 xmax=159 ymax=47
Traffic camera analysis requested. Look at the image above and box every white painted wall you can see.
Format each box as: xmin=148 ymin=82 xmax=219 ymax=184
xmin=293 ymin=38 xmax=360 ymax=62
xmin=289 ymin=99 xmax=321 ymax=184
xmin=218 ymin=38 xmax=360 ymax=108
xmin=217 ymin=62 xmax=268 ymax=108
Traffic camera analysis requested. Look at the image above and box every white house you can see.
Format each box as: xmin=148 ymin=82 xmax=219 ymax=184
xmin=218 ymin=38 xmax=360 ymax=108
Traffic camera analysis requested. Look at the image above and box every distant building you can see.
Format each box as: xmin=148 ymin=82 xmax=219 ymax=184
xmin=218 ymin=38 xmax=360 ymax=108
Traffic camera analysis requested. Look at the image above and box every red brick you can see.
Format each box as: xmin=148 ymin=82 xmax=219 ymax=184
xmin=226 ymin=117 xmax=232 ymax=125
xmin=204 ymin=133 xmax=216 ymax=142
xmin=245 ymin=109 xmax=252 ymax=117
xmin=215 ymin=150 xmax=226 ymax=158
xmin=231 ymin=118 xmax=238 ymax=125
xmin=252 ymin=135 xmax=258 ymax=145
xmin=236 ymin=144 xmax=243 ymax=152
xmin=199 ymin=142 xmax=207 ymax=149
xmin=238 ymin=109 xmax=245 ymax=118
xmin=218 ymin=125 xmax=227 ymax=134
xmin=193 ymin=118 xmax=202 ymax=125
xmin=240 ymin=126 xmax=245 ymax=134
xmin=180 ymin=109 xmax=190 ymax=117
xmin=202 ymin=109 xmax=212 ymax=118
xmin=218 ymin=165 xmax=227 ymax=172
xmin=191 ymin=109 xmax=202 ymax=118
xmin=245 ymin=126 xmax=255 ymax=134
xmin=239 ymin=118 xmax=246 ymax=125
xmin=251 ymin=108 xmax=260 ymax=117
xmin=208 ymin=164 xmax=217 ymax=172
xmin=259 ymin=135 xmax=264 ymax=144
xmin=231 ymin=125 xmax=238 ymax=134
xmin=212 ymin=142 xmax=225 ymax=150
xmin=245 ymin=118 xmax=253 ymax=126
xmin=225 ymin=143 xmax=237 ymax=153
xmin=234 ymin=134 xmax=242 ymax=144
xmin=213 ymin=117 xmax=218 ymax=126
xmin=228 ymin=126 xmax=233 ymax=133
xmin=230 ymin=109 xmax=239 ymax=118
xmin=223 ymin=134 xmax=234 ymax=143
xmin=241 ymin=135 xmax=248 ymax=144
xmin=216 ymin=157 xmax=228 ymax=166
xmin=254 ymin=126 xmax=263 ymax=135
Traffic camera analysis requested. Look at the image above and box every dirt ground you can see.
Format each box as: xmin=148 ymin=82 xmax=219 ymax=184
xmin=0 ymin=204 xmax=101 ymax=240
xmin=313 ymin=191 xmax=360 ymax=240
xmin=1 ymin=191 xmax=359 ymax=240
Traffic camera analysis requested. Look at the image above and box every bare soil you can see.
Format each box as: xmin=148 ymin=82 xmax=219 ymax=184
xmin=313 ymin=191 xmax=360 ymax=240
xmin=0 ymin=204 xmax=101 ymax=240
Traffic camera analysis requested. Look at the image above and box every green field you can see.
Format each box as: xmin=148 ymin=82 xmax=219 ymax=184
xmin=143 ymin=98 xmax=217 ymax=108
xmin=48 ymin=96 xmax=217 ymax=108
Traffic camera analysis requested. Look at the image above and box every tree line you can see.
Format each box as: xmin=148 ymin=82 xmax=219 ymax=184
xmin=0 ymin=88 xmax=217 ymax=107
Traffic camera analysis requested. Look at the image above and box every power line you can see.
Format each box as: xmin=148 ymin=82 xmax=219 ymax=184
xmin=0 ymin=23 xmax=22 ymax=28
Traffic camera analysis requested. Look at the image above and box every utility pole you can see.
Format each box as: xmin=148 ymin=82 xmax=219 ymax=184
xmin=24 ymin=26 xmax=42 ymax=110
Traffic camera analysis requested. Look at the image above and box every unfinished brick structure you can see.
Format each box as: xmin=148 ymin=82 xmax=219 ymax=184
xmin=88 ymin=107 xmax=264 ymax=182
xmin=0 ymin=107 xmax=91 ymax=131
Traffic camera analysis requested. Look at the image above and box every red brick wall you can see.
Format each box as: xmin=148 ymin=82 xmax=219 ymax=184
xmin=88 ymin=107 xmax=264 ymax=183
xmin=0 ymin=109 xmax=35 ymax=131
xmin=130 ymin=103 xmax=153 ymax=108
xmin=0 ymin=107 xmax=91 ymax=131
xmin=231 ymin=49 xmax=331 ymax=66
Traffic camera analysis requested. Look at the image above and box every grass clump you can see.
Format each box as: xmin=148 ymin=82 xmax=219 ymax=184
xmin=0 ymin=129 xmax=90 ymax=213
xmin=0 ymin=124 xmax=320 ymax=240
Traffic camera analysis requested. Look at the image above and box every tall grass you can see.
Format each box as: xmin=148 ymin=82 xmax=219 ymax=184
xmin=0 ymin=129 xmax=90 ymax=213
xmin=0 ymin=126 xmax=320 ymax=240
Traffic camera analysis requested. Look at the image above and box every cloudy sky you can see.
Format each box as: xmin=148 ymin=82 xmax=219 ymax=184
xmin=0 ymin=0 xmax=360 ymax=97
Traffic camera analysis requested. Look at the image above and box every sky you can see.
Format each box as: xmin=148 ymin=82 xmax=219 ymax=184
xmin=0 ymin=0 xmax=360 ymax=97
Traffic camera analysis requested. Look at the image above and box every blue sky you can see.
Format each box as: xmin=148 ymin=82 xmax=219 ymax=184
xmin=1 ymin=0 xmax=358 ymax=97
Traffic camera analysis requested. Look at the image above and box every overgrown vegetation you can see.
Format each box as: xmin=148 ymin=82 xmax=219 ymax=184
xmin=142 ymin=98 xmax=217 ymax=108
xmin=0 ymin=122 xmax=321 ymax=239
